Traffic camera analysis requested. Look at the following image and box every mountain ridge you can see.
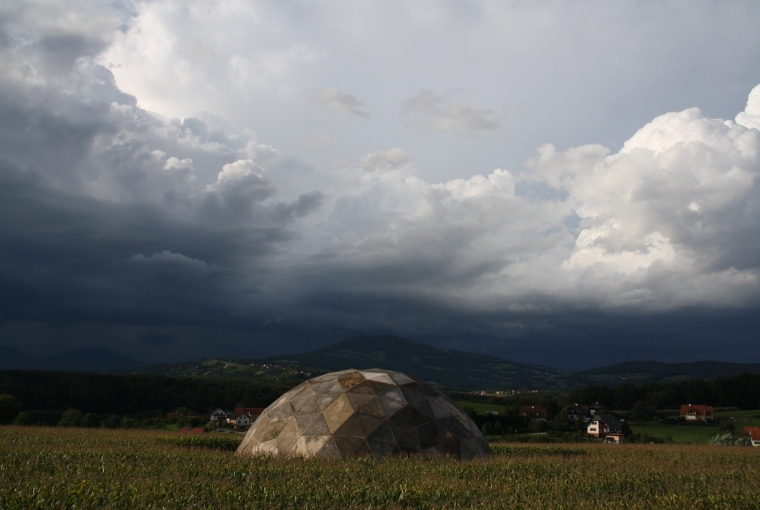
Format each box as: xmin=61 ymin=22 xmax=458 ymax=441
xmin=265 ymin=335 xmax=571 ymax=390
xmin=4 ymin=338 xmax=760 ymax=390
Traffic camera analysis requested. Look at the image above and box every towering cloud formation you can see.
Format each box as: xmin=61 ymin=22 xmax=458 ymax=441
xmin=1 ymin=0 xmax=759 ymax=367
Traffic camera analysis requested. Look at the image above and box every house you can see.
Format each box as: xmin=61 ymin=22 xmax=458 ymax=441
xmin=588 ymin=402 xmax=605 ymax=416
xmin=563 ymin=404 xmax=591 ymax=422
xmin=210 ymin=408 xmax=228 ymax=423
xmin=179 ymin=427 xmax=207 ymax=435
xmin=235 ymin=414 xmax=252 ymax=427
xmin=587 ymin=414 xmax=626 ymax=442
xmin=518 ymin=405 xmax=548 ymax=421
xmin=680 ymin=404 xmax=714 ymax=422
xmin=744 ymin=427 xmax=760 ymax=447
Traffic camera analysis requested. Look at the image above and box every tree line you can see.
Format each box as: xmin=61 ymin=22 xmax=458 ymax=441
xmin=454 ymin=372 xmax=760 ymax=416
xmin=1 ymin=369 xmax=758 ymax=428
xmin=0 ymin=370 xmax=296 ymax=419
xmin=567 ymin=372 xmax=760 ymax=411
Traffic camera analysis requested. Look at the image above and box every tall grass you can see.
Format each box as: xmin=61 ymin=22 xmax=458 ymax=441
xmin=1 ymin=426 xmax=759 ymax=509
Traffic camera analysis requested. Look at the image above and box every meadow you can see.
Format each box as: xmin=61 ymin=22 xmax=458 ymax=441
xmin=2 ymin=427 xmax=760 ymax=509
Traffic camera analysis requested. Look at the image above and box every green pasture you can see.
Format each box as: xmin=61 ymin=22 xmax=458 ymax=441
xmin=454 ymin=401 xmax=505 ymax=415
xmin=628 ymin=423 xmax=717 ymax=444
xmin=715 ymin=409 xmax=760 ymax=427
xmin=629 ymin=409 xmax=760 ymax=444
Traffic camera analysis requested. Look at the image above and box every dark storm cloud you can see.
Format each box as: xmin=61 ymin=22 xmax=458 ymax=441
xmin=138 ymin=329 xmax=177 ymax=347
xmin=2 ymin=0 xmax=760 ymax=368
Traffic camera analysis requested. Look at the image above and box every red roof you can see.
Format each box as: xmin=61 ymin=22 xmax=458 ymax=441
xmin=235 ymin=407 xmax=265 ymax=415
xmin=679 ymin=405 xmax=713 ymax=416
xmin=563 ymin=404 xmax=589 ymax=414
xmin=179 ymin=427 xmax=206 ymax=435
xmin=519 ymin=406 xmax=547 ymax=418
xmin=750 ymin=430 xmax=760 ymax=441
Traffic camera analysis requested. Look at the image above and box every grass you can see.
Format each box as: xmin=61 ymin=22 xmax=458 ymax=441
xmin=2 ymin=426 xmax=760 ymax=509
xmin=715 ymin=409 xmax=760 ymax=427
xmin=628 ymin=423 xmax=718 ymax=444
xmin=629 ymin=410 xmax=760 ymax=444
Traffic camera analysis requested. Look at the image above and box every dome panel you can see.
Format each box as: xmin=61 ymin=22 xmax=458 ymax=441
xmin=323 ymin=394 xmax=354 ymax=433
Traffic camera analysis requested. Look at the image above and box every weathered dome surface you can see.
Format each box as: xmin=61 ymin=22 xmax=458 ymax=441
xmin=236 ymin=368 xmax=491 ymax=460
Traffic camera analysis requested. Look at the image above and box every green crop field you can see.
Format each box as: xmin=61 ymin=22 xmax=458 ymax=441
xmin=2 ymin=426 xmax=760 ymax=509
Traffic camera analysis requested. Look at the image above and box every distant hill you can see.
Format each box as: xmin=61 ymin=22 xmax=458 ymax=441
xmin=14 ymin=338 xmax=760 ymax=391
xmin=139 ymin=356 xmax=323 ymax=382
xmin=264 ymin=335 xmax=571 ymax=390
xmin=141 ymin=335 xmax=571 ymax=390
xmin=0 ymin=346 xmax=144 ymax=372
xmin=573 ymin=360 xmax=760 ymax=385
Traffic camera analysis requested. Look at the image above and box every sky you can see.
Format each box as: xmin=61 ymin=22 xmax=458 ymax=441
xmin=1 ymin=0 xmax=760 ymax=370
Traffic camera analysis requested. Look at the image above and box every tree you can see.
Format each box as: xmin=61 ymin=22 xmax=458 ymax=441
xmin=0 ymin=394 xmax=20 ymax=424
xmin=462 ymin=406 xmax=478 ymax=420
xmin=629 ymin=401 xmax=656 ymax=426
xmin=81 ymin=413 xmax=100 ymax=428
xmin=57 ymin=409 xmax=82 ymax=427
xmin=101 ymin=415 xmax=121 ymax=429
xmin=13 ymin=411 xmax=34 ymax=426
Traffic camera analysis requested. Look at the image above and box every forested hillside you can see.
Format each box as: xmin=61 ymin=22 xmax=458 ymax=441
xmin=0 ymin=370 xmax=296 ymax=416
xmin=568 ymin=372 xmax=760 ymax=410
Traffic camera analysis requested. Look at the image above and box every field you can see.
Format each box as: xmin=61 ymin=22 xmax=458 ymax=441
xmin=454 ymin=401 xmax=505 ymax=414
xmin=2 ymin=427 xmax=760 ymax=509
xmin=628 ymin=423 xmax=717 ymax=444
xmin=715 ymin=409 xmax=760 ymax=427
xmin=628 ymin=409 xmax=760 ymax=445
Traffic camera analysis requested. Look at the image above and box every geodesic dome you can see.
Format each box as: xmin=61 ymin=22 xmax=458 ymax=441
xmin=236 ymin=368 xmax=491 ymax=460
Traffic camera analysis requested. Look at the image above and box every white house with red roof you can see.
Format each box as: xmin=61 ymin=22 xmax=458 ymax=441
xmin=744 ymin=427 xmax=760 ymax=447
xmin=518 ymin=405 xmax=548 ymax=421
xmin=680 ymin=404 xmax=714 ymax=422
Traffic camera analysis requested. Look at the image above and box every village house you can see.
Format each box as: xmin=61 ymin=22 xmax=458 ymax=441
xmin=518 ymin=405 xmax=548 ymax=421
xmin=588 ymin=402 xmax=605 ymax=416
xmin=587 ymin=414 xmax=626 ymax=443
xmin=235 ymin=407 xmax=265 ymax=418
xmin=680 ymin=404 xmax=714 ymax=422
xmin=230 ymin=414 xmax=251 ymax=427
xmin=744 ymin=427 xmax=760 ymax=447
xmin=563 ymin=404 xmax=591 ymax=422
xmin=210 ymin=408 xmax=228 ymax=423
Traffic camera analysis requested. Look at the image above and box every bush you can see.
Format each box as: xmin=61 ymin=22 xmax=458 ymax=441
xmin=13 ymin=411 xmax=34 ymax=426
xmin=710 ymin=433 xmax=751 ymax=446
xmin=0 ymin=394 xmax=20 ymax=424
xmin=101 ymin=414 xmax=121 ymax=429
xmin=81 ymin=413 xmax=101 ymax=428
xmin=57 ymin=409 xmax=82 ymax=427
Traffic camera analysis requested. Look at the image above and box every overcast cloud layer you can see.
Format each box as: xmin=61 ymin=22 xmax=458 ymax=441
xmin=1 ymin=0 xmax=760 ymax=369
